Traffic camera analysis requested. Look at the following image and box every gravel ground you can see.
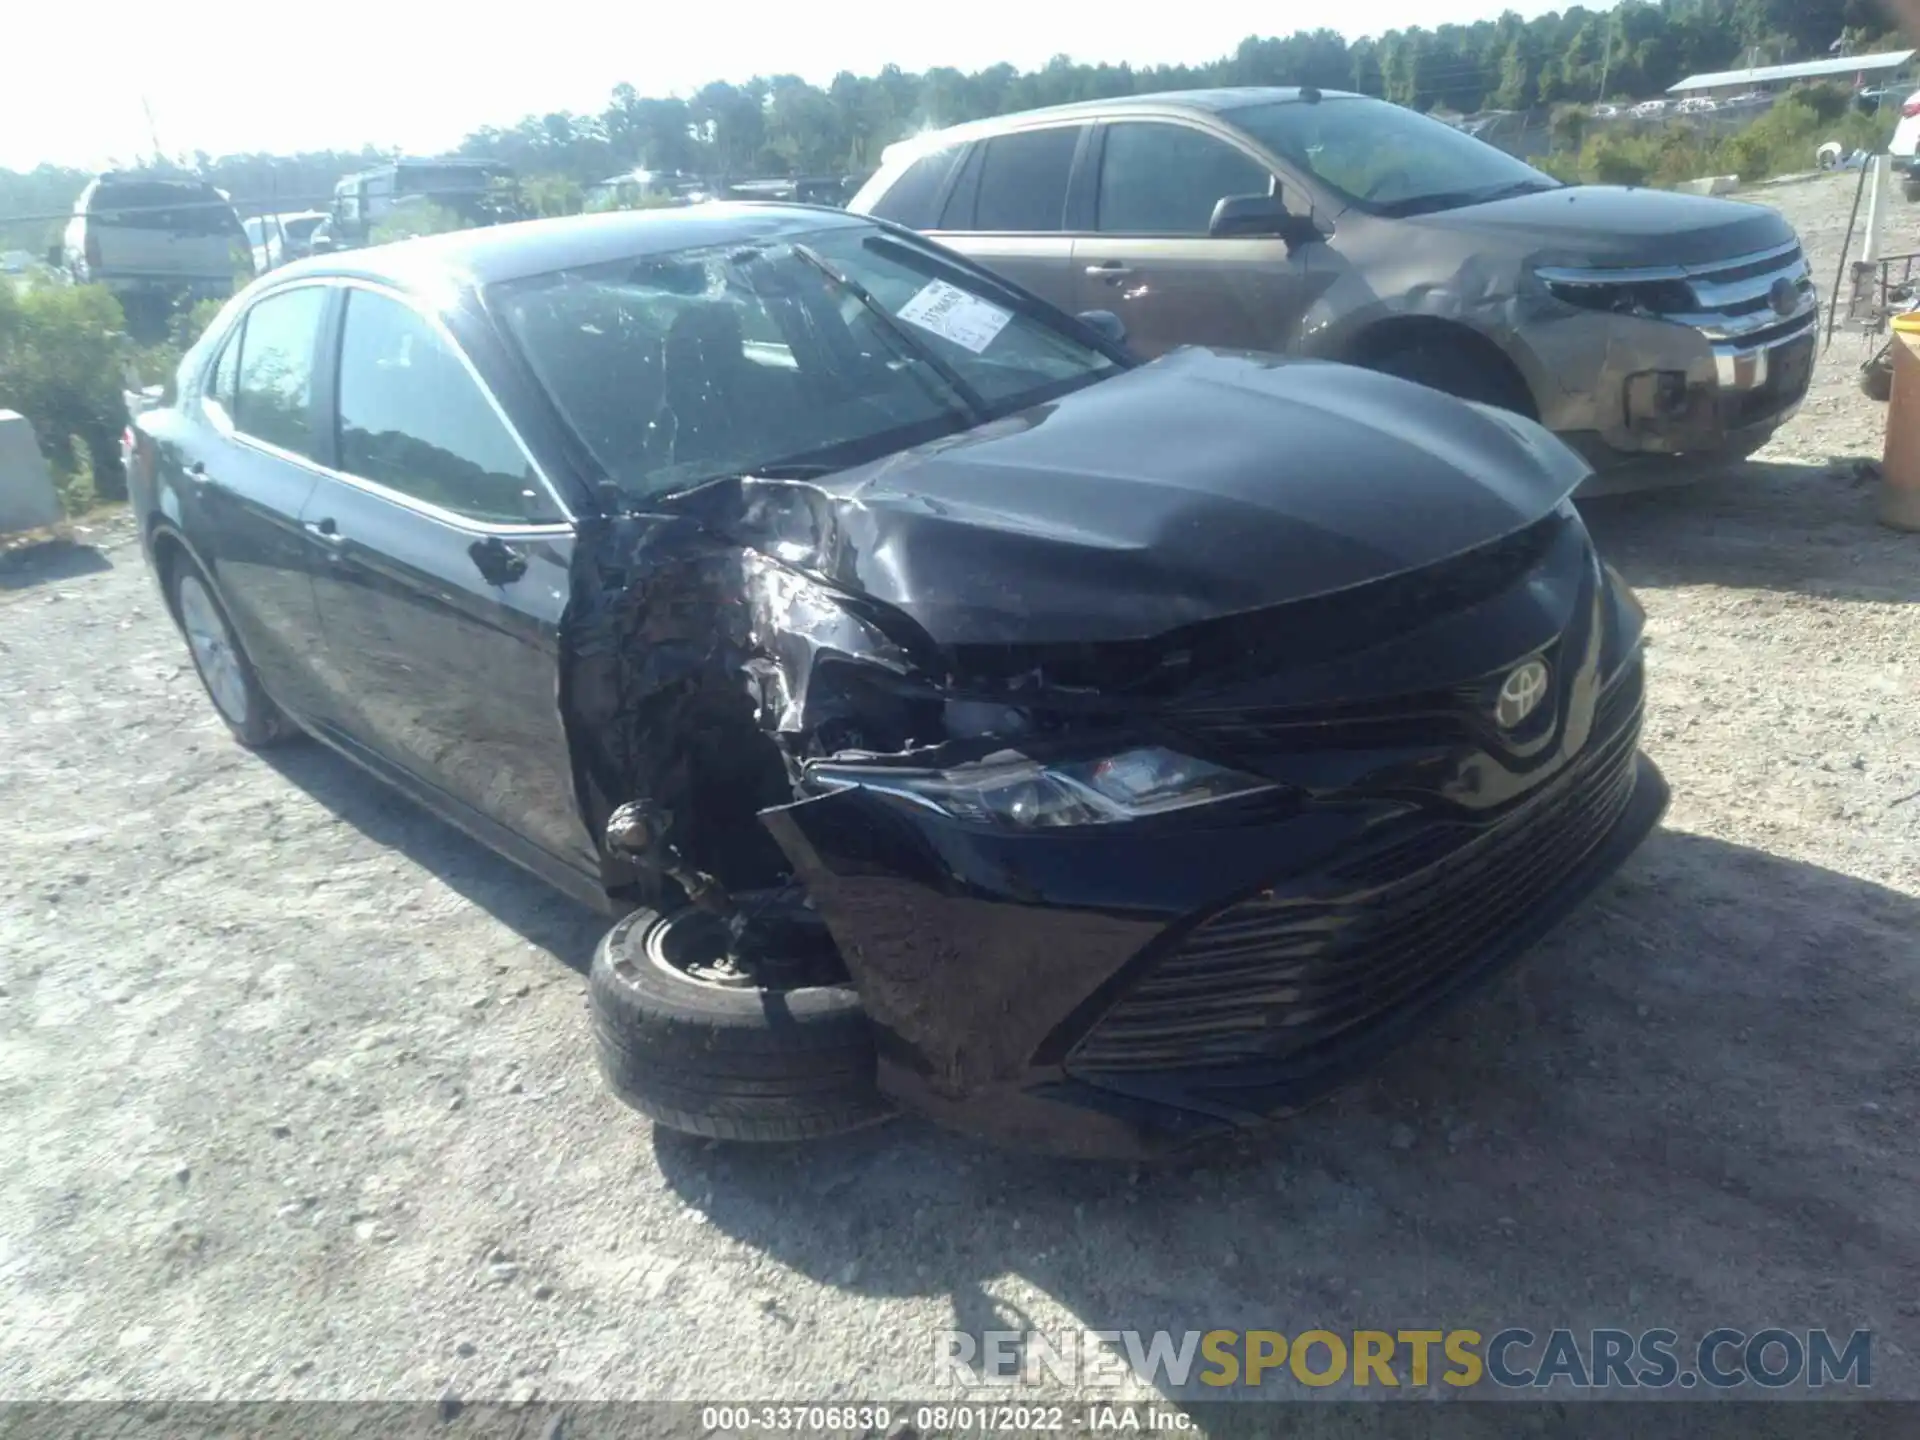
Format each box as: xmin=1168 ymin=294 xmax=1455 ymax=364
xmin=1 ymin=171 xmax=1917 ymax=1413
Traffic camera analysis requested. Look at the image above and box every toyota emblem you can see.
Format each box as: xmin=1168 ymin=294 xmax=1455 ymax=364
xmin=1495 ymin=659 xmax=1550 ymax=729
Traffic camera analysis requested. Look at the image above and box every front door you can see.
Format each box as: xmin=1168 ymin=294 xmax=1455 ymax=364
xmin=1071 ymin=120 xmax=1320 ymax=358
xmin=301 ymin=283 xmax=597 ymax=877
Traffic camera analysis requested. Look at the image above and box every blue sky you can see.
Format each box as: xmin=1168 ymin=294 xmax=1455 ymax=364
xmin=3 ymin=0 xmax=1566 ymax=171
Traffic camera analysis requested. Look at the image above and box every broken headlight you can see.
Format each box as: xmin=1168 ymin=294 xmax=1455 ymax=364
xmin=812 ymin=747 xmax=1274 ymax=829
xmin=1538 ymin=270 xmax=1695 ymax=319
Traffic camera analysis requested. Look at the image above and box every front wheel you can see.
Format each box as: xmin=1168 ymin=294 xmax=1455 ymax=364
xmin=589 ymin=906 xmax=891 ymax=1143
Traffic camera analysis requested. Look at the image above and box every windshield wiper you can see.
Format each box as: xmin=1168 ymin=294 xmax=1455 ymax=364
xmin=1472 ymin=179 xmax=1561 ymax=202
xmin=1378 ymin=178 xmax=1558 ymax=217
xmin=787 ymin=241 xmax=990 ymax=425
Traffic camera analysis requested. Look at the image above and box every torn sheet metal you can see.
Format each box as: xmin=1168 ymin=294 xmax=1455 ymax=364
xmin=556 ymin=345 xmax=1592 ymax=899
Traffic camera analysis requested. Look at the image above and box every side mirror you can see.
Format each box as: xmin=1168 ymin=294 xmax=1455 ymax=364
xmin=1208 ymin=193 xmax=1323 ymax=249
xmin=1075 ymin=309 xmax=1127 ymax=348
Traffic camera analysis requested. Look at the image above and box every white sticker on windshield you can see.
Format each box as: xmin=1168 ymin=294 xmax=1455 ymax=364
xmin=895 ymin=279 xmax=1013 ymax=354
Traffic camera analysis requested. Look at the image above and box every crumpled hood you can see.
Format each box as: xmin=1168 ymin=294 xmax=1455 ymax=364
xmin=1406 ymin=184 xmax=1796 ymax=268
xmin=732 ymin=349 xmax=1591 ymax=646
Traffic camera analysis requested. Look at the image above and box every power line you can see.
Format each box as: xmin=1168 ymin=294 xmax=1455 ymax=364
xmin=0 ymin=194 xmax=341 ymax=228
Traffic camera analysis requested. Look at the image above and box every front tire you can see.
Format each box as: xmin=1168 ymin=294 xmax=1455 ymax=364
xmin=589 ymin=906 xmax=890 ymax=1143
xmin=165 ymin=553 xmax=294 ymax=749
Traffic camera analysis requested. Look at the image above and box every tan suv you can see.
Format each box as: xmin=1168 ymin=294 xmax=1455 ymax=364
xmin=848 ymin=87 xmax=1819 ymax=492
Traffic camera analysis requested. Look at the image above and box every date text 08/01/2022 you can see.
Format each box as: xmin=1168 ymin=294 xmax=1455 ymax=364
xmin=700 ymin=1405 xmax=1192 ymax=1432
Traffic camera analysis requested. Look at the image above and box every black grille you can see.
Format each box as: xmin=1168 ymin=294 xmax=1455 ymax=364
xmin=1177 ymin=686 xmax=1476 ymax=755
xmin=1068 ymin=675 xmax=1644 ymax=1077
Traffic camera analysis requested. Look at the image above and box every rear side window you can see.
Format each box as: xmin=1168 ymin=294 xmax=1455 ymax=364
xmin=1096 ymin=123 xmax=1275 ymax=236
xmin=232 ymin=286 xmax=327 ymax=457
xmin=967 ymin=127 xmax=1080 ymax=233
xmin=866 ymin=148 xmax=959 ymax=227
xmin=94 ymin=181 xmax=234 ymax=236
xmin=334 ymin=289 xmax=547 ymax=524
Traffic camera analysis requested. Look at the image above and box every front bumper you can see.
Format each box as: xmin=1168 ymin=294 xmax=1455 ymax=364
xmin=1560 ymin=313 xmax=1816 ymax=493
xmin=762 ymin=663 xmax=1666 ymax=1160
xmin=1532 ymin=242 xmax=1818 ymax=489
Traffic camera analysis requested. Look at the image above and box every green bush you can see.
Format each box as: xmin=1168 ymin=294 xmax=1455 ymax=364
xmin=1784 ymin=81 xmax=1850 ymax=124
xmin=1543 ymin=85 xmax=1894 ymax=190
xmin=0 ymin=279 xmax=131 ymax=508
xmin=583 ymin=182 xmax=687 ymax=213
xmin=50 ymin=435 xmax=95 ymax=516
xmin=370 ymin=202 xmax=470 ymax=244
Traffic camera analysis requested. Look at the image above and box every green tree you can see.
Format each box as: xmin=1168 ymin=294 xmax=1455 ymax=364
xmin=0 ymin=280 xmax=131 ymax=503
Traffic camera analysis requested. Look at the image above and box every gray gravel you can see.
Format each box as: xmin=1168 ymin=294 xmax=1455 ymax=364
xmin=1 ymin=172 xmax=1917 ymax=1407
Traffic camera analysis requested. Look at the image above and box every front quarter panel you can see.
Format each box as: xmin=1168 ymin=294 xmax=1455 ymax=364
xmin=1302 ymin=215 xmax=1582 ymax=421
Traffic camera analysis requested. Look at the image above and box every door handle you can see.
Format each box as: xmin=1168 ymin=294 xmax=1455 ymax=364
xmin=468 ymin=535 xmax=528 ymax=586
xmin=1084 ymin=261 xmax=1133 ymax=278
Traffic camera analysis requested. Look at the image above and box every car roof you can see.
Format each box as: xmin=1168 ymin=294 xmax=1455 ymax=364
xmin=882 ymin=86 xmax=1364 ymax=159
xmin=267 ymin=202 xmax=874 ymax=292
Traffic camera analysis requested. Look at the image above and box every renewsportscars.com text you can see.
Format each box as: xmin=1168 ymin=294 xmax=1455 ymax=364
xmin=938 ymin=1326 xmax=1872 ymax=1392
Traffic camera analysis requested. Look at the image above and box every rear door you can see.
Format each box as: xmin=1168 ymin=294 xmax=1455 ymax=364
xmin=169 ymin=284 xmax=335 ymax=716
xmin=299 ymin=282 xmax=596 ymax=876
xmin=923 ymin=124 xmax=1087 ymax=312
xmin=1071 ymin=119 xmax=1320 ymax=358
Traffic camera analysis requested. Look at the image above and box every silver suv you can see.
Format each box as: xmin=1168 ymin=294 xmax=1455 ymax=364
xmin=59 ymin=173 xmax=249 ymax=308
xmin=849 ymin=87 xmax=1818 ymax=492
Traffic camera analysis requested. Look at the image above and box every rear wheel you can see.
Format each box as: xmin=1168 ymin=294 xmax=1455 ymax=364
xmin=165 ymin=553 xmax=295 ymax=749
xmin=1904 ymin=177 xmax=1920 ymax=203
xmin=589 ymin=905 xmax=891 ymax=1143
xmin=1366 ymin=339 xmax=1536 ymax=416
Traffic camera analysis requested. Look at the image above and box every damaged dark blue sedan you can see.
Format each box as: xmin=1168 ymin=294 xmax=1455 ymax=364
xmin=127 ymin=203 xmax=1667 ymax=1159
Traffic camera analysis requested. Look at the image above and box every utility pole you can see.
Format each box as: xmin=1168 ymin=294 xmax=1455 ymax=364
xmin=140 ymin=96 xmax=164 ymax=166
xmin=1596 ymin=13 xmax=1614 ymax=102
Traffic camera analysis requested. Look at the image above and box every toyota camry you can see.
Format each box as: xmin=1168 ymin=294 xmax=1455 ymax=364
xmin=127 ymin=203 xmax=1667 ymax=1158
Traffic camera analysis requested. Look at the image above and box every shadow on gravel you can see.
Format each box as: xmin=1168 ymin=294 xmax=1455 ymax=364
xmin=1581 ymin=459 xmax=1916 ymax=604
xmin=653 ymin=828 xmax=1920 ymax=1399
xmin=262 ymin=745 xmax=606 ymax=972
xmin=0 ymin=538 xmax=113 ymax=591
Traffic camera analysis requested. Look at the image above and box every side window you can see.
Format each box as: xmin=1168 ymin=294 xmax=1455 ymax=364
xmin=969 ymin=127 xmax=1080 ymax=233
xmin=205 ymin=330 xmax=241 ymax=421
xmin=867 ymin=147 xmax=960 ymax=228
xmin=1096 ymin=123 xmax=1276 ymax=236
xmin=335 ymin=289 xmax=548 ymax=524
xmin=232 ymin=286 xmax=327 ymax=456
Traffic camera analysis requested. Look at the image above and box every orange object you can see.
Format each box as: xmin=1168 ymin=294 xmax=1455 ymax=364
xmin=1880 ymin=313 xmax=1920 ymax=531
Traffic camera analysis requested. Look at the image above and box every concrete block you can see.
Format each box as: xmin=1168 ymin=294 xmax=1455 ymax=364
xmin=0 ymin=410 xmax=64 ymax=534
xmin=1676 ymin=174 xmax=1740 ymax=196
